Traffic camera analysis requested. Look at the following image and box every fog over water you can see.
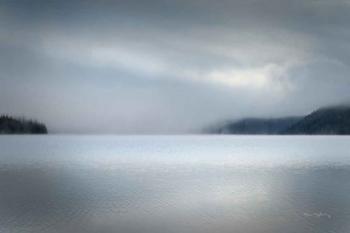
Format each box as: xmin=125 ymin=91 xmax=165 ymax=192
xmin=0 ymin=135 xmax=350 ymax=233
xmin=1 ymin=0 xmax=350 ymax=133
xmin=2 ymin=1 xmax=350 ymax=232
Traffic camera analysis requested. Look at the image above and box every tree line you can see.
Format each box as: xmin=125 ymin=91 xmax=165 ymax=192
xmin=0 ymin=115 xmax=47 ymax=134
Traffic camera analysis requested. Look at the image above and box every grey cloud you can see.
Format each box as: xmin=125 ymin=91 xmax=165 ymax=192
xmin=1 ymin=0 xmax=350 ymax=133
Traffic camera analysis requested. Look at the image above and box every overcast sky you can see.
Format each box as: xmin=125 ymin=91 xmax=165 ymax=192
xmin=1 ymin=0 xmax=350 ymax=133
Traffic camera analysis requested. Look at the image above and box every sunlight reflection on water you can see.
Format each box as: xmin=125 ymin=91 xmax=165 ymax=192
xmin=0 ymin=135 xmax=349 ymax=233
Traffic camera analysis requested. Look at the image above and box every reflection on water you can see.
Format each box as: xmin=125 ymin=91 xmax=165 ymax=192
xmin=0 ymin=136 xmax=350 ymax=233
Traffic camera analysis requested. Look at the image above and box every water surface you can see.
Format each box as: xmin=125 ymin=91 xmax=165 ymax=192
xmin=0 ymin=136 xmax=349 ymax=233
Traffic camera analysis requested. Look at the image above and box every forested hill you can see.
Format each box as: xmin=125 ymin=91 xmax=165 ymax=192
xmin=207 ymin=117 xmax=302 ymax=134
xmin=208 ymin=105 xmax=350 ymax=135
xmin=0 ymin=115 xmax=47 ymax=134
xmin=283 ymin=106 xmax=350 ymax=135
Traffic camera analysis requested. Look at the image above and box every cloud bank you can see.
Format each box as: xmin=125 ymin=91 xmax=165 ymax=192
xmin=1 ymin=0 xmax=350 ymax=133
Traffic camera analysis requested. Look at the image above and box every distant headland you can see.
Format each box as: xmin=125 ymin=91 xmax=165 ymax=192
xmin=0 ymin=115 xmax=47 ymax=134
xmin=207 ymin=105 xmax=350 ymax=135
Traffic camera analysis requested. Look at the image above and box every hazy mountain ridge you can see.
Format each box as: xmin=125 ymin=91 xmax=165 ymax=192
xmin=208 ymin=117 xmax=302 ymax=134
xmin=283 ymin=106 xmax=350 ymax=135
xmin=209 ymin=105 xmax=350 ymax=135
xmin=0 ymin=115 xmax=47 ymax=134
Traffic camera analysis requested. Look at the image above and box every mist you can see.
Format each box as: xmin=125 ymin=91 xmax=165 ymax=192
xmin=1 ymin=0 xmax=350 ymax=133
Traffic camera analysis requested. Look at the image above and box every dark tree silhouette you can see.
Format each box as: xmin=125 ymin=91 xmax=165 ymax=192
xmin=0 ymin=115 xmax=47 ymax=134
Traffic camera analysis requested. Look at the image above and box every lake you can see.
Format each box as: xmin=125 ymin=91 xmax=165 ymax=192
xmin=0 ymin=135 xmax=349 ymax=233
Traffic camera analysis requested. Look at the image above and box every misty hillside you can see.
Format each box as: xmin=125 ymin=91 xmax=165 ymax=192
xmin=208 ymin=117 xmax=302 ymax=134
xmin=209 ymin=105 xmax=350 ymax=135
xmin=283 ymin=106 xmax=350 ymax=135
xmin=0 ymin=115 xmax=47 ymax=134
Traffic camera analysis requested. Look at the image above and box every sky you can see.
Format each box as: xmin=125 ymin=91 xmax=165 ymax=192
xmin=1 ymin=0 xmax=350 ymax=134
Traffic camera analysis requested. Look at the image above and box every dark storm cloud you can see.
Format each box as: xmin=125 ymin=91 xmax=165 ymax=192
xmin=1 ymin=0 xmax=350 ymax=133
